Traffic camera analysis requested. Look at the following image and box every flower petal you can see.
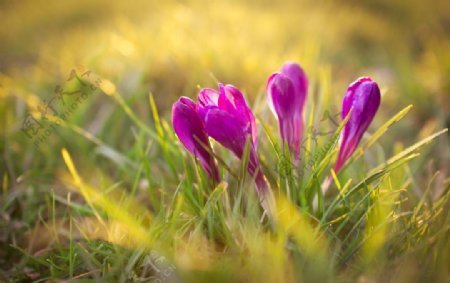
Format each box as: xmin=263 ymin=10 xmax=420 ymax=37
xmin=198 ymin=88 xmax=220 ymax=107
xmin=172 ymin=97 xmax=219 ymax=180
xmin=280 ymin=62 xmax=308 ymax=108
xmin=334 ymin=78 xmax=381 ymax=172
xmin=203 ymin=107 xmax=264 ymax=190
xmin=203 ymin=108 xmax=248 ymax=158
xmin=266 ymin=62 xmax=308 ymax=161
xmin=218 ymin=84 xmax=258 ymax=146
xmin=266 ymin=73 xmax=297 ymax=119
xmin=341 ymin=77 xmax=372 ymax=120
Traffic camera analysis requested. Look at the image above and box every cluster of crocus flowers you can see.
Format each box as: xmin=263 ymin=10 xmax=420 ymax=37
xmin=172 ymin=62 xmax=381 ymax=204
xmin=172 ymin=84 xmax=268 ymax=195
xmin=265 ymin=63 xmax=380 ymax=175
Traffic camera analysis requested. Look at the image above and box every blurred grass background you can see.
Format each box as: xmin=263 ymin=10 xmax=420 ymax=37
xmin=0 ymin=0 xmax=449 ymax=282
xmin=2 ymin=0 xmax=449 ymax=141
xmin=1 ymin=0 xmax=448 ymax=197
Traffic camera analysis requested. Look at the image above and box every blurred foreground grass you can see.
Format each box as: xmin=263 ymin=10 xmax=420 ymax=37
xmin=0 ymin=0 xmax=449 ymax=282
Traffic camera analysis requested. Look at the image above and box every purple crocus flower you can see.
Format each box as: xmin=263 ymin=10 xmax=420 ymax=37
xmin=197 ymin=84 xmax=268 ymax=193
xmin=266 ymin=62 xmax=308 ymax=162
xmin=333 ymin=77 xmax=381 ymax=173
xmin=172 ymin=96 xmax=219 ymax=182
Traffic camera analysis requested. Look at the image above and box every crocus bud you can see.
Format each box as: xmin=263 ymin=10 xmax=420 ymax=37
xmin=197 ymin=84 xmax=267 ymax=193
xmin=266 ymin=62 xmax=308 ymax=161
xmin=314 ymin=77 xmax=381 ymax=210
xmin=172 ymin=97 xmax=219 ymax=182
xmin=333 ymin=77 xmax=381 ymax=173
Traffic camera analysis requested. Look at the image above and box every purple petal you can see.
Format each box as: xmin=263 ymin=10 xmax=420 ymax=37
xmin=266 ymin=73 xmax=279 ymax=117
xmin=218 ymin=84 xmax=246 ymax=111
xmin=266 ymin=62 xmax=308 ymax=161
xmin=280 ymin=62 xmax=308 ymax=108
xmin=279 ymin=117 xmax=303 ymax=159
xmin=172 ymin=97 xmax=219 ymax=181
xmin=203 ymin=107 xmax=265 ymax=191
xmin=203 ymin=108 xmax=248 ymax=158
xmin=334 ymin=78 xmax=381 ymax=172
xmin=218 ymin=84 xmax=258 ymax=146
xmin=198 ymin=88 xmax=219 ymax=107
xmin=341 ymin=77 xmax=372 ymax=120
xmin=197 ymin=88 xmax=219 ymax=122
xmin=266 ymin=73 xmax=297 ymax=119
